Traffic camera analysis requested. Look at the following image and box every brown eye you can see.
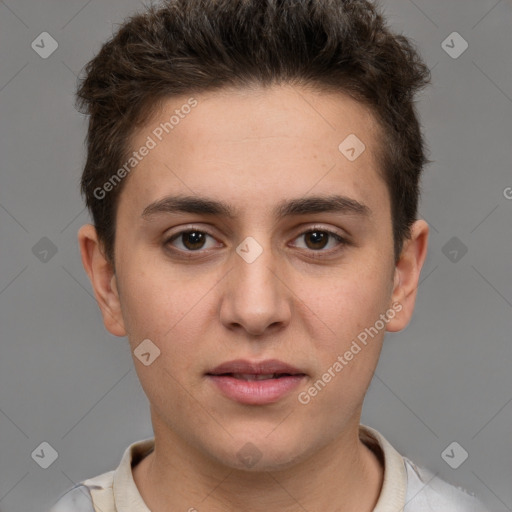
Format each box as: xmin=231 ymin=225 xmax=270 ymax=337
xmin=166 ymin=230 xmax=217 ymax=252
xmin=304 ymin=231 xmax=330 ymax=250
xmin=292 ymin=229 xmax=346 ymax=253
xmin=181 ymin=231 xmax=206 ymax=250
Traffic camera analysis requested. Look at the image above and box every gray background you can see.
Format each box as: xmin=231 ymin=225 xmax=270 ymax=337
xmin=0 ymin=0 xmax=511 ymax=510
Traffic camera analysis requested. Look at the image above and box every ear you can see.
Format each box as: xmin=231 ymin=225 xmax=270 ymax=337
xmin=78 ymin=224 xmax=127 ymax=337
xmin=386 ymin=219 xmax=429 ymax=332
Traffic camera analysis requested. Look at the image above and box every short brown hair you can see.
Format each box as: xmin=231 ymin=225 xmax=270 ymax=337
xmin=76 ymin=0 xmax=431 ymax=264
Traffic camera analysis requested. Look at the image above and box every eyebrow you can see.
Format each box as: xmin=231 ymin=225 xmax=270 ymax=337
xmin=141 ymin=194 xmax=371 ymax=220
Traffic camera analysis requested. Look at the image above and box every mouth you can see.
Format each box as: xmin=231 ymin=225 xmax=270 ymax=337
xmin=213 ymin=372 xmax=301 ymax=381
xmin=206 ymin=359 xmax=306 ymax=404
xmin=206 ymin=358 xmax=306 ymax=377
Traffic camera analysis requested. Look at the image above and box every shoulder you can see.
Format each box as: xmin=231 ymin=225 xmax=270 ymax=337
xmin=358 ymin=424 xmax=488 ymax=512
xmin=404 ymin=457 xmax=488 ymax=512
xmin=50 ymin=470 xmax=115 ymax=512
xmin=49 ymin=438 xmax=154 ymax=512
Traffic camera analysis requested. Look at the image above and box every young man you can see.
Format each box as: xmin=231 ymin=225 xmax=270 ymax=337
xmin=51 ymin=0 xmax=488 ymax=510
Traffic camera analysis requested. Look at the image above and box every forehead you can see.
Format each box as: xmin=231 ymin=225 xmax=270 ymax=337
xmin=122 ymin=84 xmax=387 ymax=217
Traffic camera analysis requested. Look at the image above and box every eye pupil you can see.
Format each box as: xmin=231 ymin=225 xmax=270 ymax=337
xmin=305 ymin=231 xmax=328 ymax=250
xmin=183 ymin=231 xmax=205 ymax=250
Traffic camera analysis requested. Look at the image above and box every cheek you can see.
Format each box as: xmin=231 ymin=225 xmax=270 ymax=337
xmin=119 ymin=274 xmax=171 ymax=341
xmin=300 ymin=276 xmax=391 ymax=417
xmin=118 ymin=268 xmax=209 ymax=403
xmin=117 ymin=262 xmax=217 ymax=355
xmin=325 ymin=262 xmax=393 ymax=378
xmin=302 ymin=259 xmax=393 ymax=342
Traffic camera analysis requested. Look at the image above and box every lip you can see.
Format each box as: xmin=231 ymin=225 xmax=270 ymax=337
xmin=207 ymin=358 xmax=305 ymax=376
xmin=206 ymin=359 xmax=306 ymax=405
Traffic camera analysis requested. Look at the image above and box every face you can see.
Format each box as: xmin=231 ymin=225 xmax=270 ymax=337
xmin=80 ymin=84 xmax=427 ymax=472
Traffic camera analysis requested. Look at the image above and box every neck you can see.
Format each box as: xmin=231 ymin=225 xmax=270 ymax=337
xmin=133 ymin=418 xmax=384 ymax=512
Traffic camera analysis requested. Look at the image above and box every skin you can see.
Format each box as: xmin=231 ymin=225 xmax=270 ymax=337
xmin=79 ymin=84 xmax=428 ymax=512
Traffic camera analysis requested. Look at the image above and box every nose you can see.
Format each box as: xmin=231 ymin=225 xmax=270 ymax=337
xmin=219 ymin=240 xmax=291 ymax=337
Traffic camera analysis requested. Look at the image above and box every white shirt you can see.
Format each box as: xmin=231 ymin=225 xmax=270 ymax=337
xmin=50 ymin=424 xmax=488 ymax=511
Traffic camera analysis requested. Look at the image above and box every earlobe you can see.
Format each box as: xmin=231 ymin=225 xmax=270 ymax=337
xmin=78 ymin=224 xmax=127 ymax=337
xmin=386 ymin=220 xmax=429 ymax=333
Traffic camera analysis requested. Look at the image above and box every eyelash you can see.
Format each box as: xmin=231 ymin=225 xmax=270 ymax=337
xmin=163 ymin=225 xmax=349 ymax=258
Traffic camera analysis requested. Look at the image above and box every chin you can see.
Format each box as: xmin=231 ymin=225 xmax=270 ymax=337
xmin=209 ymin=434 xmax=314 ymax=473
